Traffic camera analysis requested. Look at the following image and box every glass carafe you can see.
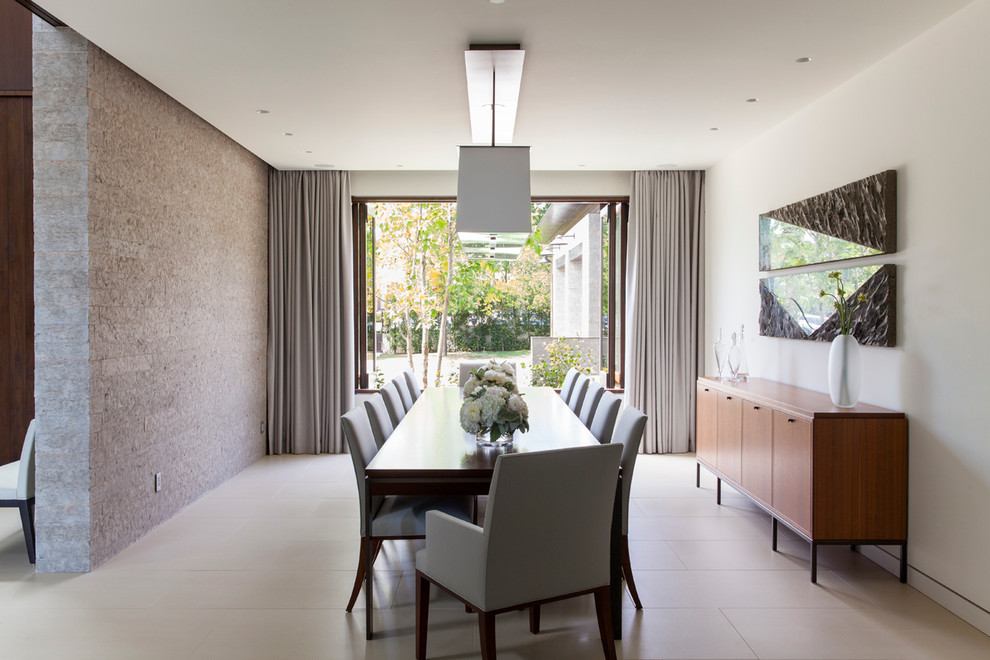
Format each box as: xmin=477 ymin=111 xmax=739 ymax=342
xmin=713 ymin=328 xmax=728 ymax=379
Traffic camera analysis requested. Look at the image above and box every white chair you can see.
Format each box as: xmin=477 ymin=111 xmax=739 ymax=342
xmin=341 ymin=407 xmax=473 ymax=613
xmin=558 ymin=367 xmax=580 ymax=400
xmin=458 ymin=360 xmax=516 ymax=388
xmin=380 ymin=382 xmax=406 ymax=426
xmin=393 ymin=376 xmax=414 ymax=412
xmin=579 ymin=380 xmax=605 ymax=427
xmin=363 ymin=394 xmax=394 ymax=449
xmin=589 ymin=392 xmax=621 ymax=444
xmin=401 ymin=368 xmax=422 ymax=402
xmin=611 ymin=405 xmax=648 ymax=609
xmin=0 ymin=419 xmax=36 ymax=564
xmin=567 ymin=374 xmax=590 ymax=414
xmin=415 ymin=443 xmax=623 ymax=660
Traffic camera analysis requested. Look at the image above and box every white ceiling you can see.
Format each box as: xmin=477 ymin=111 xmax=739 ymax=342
xmin=35 ymin=0 xmax=972 ymax=171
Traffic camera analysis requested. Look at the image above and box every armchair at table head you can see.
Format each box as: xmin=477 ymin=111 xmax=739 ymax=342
xmin=0 ymin=419 xmax=37 ymax=564
xmin=363 ymin=393 xmax=394 ymax=449
xmin=414 ymin=443 xmax=623 ymax=660
xmin=589 ymin=391 xmax=621 ymax=444
xmin=579 ymin=380 xmax=605 ymax=427
xmin=380 ymin=381 xmax=406 ymax=427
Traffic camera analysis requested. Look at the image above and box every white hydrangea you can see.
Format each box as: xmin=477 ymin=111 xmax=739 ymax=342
xmin=459 ymin=400 xmax=484 ymax=434
xmin=507 ymin=393 xmax=528 ymax=416
xmin=478 ymin=392 xmax=502 ymax=422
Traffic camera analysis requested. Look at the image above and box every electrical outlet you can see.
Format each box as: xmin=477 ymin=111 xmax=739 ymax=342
xmin=260 ymin=421 xmax=266 ymax=434
xmin=155 ymin=472 xmax=162 ymax=492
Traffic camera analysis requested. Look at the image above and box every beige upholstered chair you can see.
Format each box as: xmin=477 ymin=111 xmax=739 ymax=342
xmin=610 ymin=405 xmax=648 ymax=609
xmin=393 ymin=376 xmax=414 ymax=412
xmin=566 ymin=373 xmax=590 ymax=414
xmin=341 ymin=407 xmax=473 ymax=613
xmin=558 ymin=367 xmax=580 ymax=401
xmin=401 ymin=368 xmax=421 ymax=402
xmin=380 ymin=382 xmax=406 ymax=426
xmin=459 ymin=360 xmax=516 ymax=388
xmin=578 ymin=380 xmax=605 ymax=427
xmin=589 ymin=391 xmax=621 ymax=444
xmin=0 ymin=419 xmax=36 ymax=564
xmin=415 ymin=443 xmax=623 ymax=660
xmin=363 ymin=394 xmax=394 ymax=449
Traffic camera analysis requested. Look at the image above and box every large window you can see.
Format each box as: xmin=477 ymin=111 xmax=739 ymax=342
xmin=352 ymin=199 xmax=627 ymax=391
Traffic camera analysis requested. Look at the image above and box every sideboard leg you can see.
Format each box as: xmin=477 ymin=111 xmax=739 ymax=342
xmin=716 ymin=477 xmax=721 ymax=505
xmin=900 ymin=544 xmax=908 ymax=583
xmin=810 ymin=542 xmax=818 ymax=583
xmin=771 ymin=517 xmax=778 ymax=551
xmin=696 ymin=462 xmax=700 ymax=488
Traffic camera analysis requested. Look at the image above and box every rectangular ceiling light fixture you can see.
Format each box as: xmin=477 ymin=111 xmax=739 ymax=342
xmin=465 ymin=45 xmax=525 ymax=144
xmin=456 ymin=146 xmax=531 ymax=260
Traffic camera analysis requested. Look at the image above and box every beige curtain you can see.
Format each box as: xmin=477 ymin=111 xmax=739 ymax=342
xmin=625 ymin=171 xmax=704 ymax=454
xmin=268 ymin=170 xmax=354 ymax=454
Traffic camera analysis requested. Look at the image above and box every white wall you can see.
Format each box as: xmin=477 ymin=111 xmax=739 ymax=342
xmin=706 ymin=0 xmax=990 ymax=631
xmin=351 ymin=170 xmax=631 ymax=198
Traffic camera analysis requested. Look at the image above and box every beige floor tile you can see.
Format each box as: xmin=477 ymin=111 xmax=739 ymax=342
xmin=179 ymin=495 xmax=322 ymax=518
xmin=668 ymin=539 xmax=814 ymax=571
xmin=620 ymin=607 xmax=757 ymax=659
xmin=627 ymin=510 xmax=788 ymax=542
xmin=635 ymin=496 xmax=766 ymax=518
xmin=626 ymin=539 xmax=688 ymax=570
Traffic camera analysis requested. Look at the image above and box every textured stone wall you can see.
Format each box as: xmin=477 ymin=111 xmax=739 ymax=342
xmin=33 ymin=21 xmax=268 ymax=570
xmin=86 ymin=45 xmax=268 ymax=567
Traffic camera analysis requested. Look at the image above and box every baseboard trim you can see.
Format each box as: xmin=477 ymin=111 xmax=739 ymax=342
xmin=860 ymin=545 xmax=990 ymax=636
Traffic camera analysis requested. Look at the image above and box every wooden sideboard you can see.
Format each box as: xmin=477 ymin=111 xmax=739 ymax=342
xmin=696 ymin=376 xmax=908 ymax=582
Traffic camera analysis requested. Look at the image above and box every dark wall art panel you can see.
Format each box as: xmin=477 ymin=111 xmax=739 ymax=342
xmin=759 ymin=264 xmax=896 ymax=347
xmin=760 ymin=170 xmax=897 ymax=271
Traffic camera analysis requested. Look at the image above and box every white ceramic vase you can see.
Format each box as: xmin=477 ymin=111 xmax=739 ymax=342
xmin=828 ymin=334 xmax=861 ymax=408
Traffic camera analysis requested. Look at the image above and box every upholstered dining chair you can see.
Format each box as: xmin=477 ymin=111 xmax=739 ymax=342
xmin=363 ymin=393 xmax=394 ymax=449
xmin=558 ymin=367 xmax=580 ymax=401
xmin=610 ymin=405 xmax=648 ymax=609
xmin=589 ymin=392 xmax=622 ymax=444
xmin=393 ymin=376 xmax=415 ymax=412
xmin=578 ymin=380 xmax=605 ymax=427
xmin=341 ymin=407 xmax=473 ymax=613
xmin=380 ymin=382 xmax=406 ymax=427
xmin=415 ymin=443 xmax=623 ymax=660
xmin=0 ymin=419 xmax=36 ymax=564
xmin=401 ymin=368 xmax=421 ymax=402
xmin=458 ymin=360 xmax=488 ymax=387
xmin=567 ymin=373 xmax=590 ymax=414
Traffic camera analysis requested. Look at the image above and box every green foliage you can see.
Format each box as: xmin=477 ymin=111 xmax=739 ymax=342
xmin=530 ymin=337 xmax=595 ymax=388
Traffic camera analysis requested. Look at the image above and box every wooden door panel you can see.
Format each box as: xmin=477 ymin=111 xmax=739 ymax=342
xmin=696 ymin=383 xmax=717 ymax=467
xmin=716 ymin=393 xmax=742 ymax=483
xmin=741 ymin=401 xmax=772 ymax=505
xmin=772 ymin=411 xmax=812 ymax=535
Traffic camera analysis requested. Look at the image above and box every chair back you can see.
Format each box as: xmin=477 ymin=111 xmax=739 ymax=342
xmin=578 ymin=381 xmax=605 ymax=427
xmin=458 ymin=360 xmax=488 ymax=387
xmin=611 ymin=406 xmax=647 ymax=533
xmin=401 ymin=368 xmax=421 ymax=402
xmin=18 ymin=419 xmax=36 ymax=500
xmin=589 ymin=391 xmax=621 ymax=444
xmin=380 ymin=382 xmax=406 ymax=426
xmin=393 ymin=376 xmax=414 ymax=412
xmin=482 ymin=443 xmax=622 ymax=610
xmin=559 ymin=368 xmax=580 ymax=401
xmin=364 ymin=394 xmax=394 ymax=449
xmin=341 ymin=407 xmax=381 ymax=534
xmin=567 ymin=374 xmax=590 ymax=414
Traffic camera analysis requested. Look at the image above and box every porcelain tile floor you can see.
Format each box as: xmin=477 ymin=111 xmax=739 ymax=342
xmin=2 ymin=452 xmax=989 ymax=659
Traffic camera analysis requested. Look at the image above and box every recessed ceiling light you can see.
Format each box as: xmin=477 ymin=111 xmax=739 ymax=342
xmin=256 ymin=109 xmax=269 ymax=114
xmin=746 ymin=98 xmax=759 ymax=103
xmin=396 ymin=164 xmax=404 ymax=168
xmin=796 ymin=57 xmax=812 ymax=63
xmin=305 ymin=150 xmax=312 ymax=154
xmin=709 ymin=127 xmax=719 ymax=131
xmin=282 ymin=132 xmax=293 ymax=136
xmin=578 ymin=164 xmax=586 ymax=168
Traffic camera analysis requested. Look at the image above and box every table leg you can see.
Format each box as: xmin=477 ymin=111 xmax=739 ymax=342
xmin=365 ymin=478 xmax=375 ymax=640
xmin=900 ymin=543 xmax=908 ymax=583
xmin=716 ymin=477 xmax=722 ymax=505
xmin=610 ymin=472 xmax=622 ymax=640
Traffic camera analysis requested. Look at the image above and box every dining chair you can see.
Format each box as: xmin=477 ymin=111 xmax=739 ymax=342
xmin=415 ymin=443 xmax=623 ymax=660
xmin=393 ymin=376 xmax=415 ymax=412
xmin=380 ymin=381 xmax=406 ymax=426
xmin=401 ymin=368 xmax=422 ymax=402
xmin=364 ymin=393 xmax=394 ymax=449
xmin=567 ymin=373 xmax=590 ymax=414
xmin=559 ymin=367 xmax=580 ymax=401
xmin=458 ymin=360 xmax=488 ymax=387
xmin=611 ymin=405 xmax=648 ymax=609
xmin=589 ymin=392 xmax=621 ymax=444
xmin=0 ymin=419 xmax=36 ymax=564
xmin=341 ymin=406 xmax=473 ymax=613
xmin=578 ymin=380 xmax=605 ymax=427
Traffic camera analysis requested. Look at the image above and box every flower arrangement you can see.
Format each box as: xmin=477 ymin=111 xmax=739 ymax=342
xmin=459 ymin=360 xmax=530 ymax=443
xmin=819 ymin=271 xmax=868 ymax=335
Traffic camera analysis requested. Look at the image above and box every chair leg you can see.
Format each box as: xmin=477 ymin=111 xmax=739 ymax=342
xmin=19 ymin=500 xmax=36 ymax=565
xmin=593 ymin=586 xmax=618 ymax=660
xmin=622 ymin=535 xmax=643 ymax=609
xmin=478 ymin=610 xmax=497 ymax=660
xmin=346 ymin=538 xmax=367 ymax=612
xmin=416 ymin=572 xmax=430 ymax=660
xmin=529 ymin=605 xmax=540 ymax=634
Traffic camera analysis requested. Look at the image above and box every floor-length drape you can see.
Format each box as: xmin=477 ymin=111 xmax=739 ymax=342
xmin=268 ymin=170 xmax=354 ymax=454
xmin=625 ymin=171 xmax=704 ymax=454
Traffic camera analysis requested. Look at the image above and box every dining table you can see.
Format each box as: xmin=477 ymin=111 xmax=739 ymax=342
xmin=362 ymin=385 xmax=624 ymax=640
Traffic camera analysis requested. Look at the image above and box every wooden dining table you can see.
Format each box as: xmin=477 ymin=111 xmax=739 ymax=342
xmin=362 ymin=386 xmax=623 ymax=640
